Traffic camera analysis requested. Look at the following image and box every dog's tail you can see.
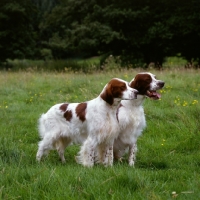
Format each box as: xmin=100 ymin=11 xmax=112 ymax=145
xmin=38 ymin=112 xmax=61 ymax=139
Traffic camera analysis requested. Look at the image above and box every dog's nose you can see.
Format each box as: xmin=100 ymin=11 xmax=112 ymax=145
xmin=159 ymin=81 xmax=165 ymax=88
xmin=133 ymin=89 xmax=138 ymax=99
xmin=134 ymin=90 xmax=139 ymax=95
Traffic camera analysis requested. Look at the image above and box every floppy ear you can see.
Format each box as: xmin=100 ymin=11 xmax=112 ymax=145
xmin=129 ymin=76 xmax=139 ymax=90
xmin=100 ymin=83 xmax=114 ymax=105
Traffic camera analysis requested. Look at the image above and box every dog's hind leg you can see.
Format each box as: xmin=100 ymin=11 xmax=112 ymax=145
xmin=56 ymin=137 xmax=72 ymax=163
xmin=36 ymin=135 xmax=55 ymax=162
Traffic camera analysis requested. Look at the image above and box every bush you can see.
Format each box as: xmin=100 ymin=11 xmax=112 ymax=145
xmin=40 ymin=49 xmax=53 ymax=61
xmin=4 ymin=59 xmax=98 ymax=73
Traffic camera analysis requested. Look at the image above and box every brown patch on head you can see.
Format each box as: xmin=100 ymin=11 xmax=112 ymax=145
xmin=76 ymin=103 xmax=87 ymax=122
xmin=100 ymin=79 xmax=127 ymax=105
xmin=129 ymin=74 xmax=152 ymax=95
xmin=59 ymin=103 xmax=72 ymax=121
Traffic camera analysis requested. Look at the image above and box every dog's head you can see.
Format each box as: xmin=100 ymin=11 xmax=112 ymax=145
xmin=100 ymin=78 xmax=138 ymax=105
xmin=129 ymin=72 xmax=165 ymax=100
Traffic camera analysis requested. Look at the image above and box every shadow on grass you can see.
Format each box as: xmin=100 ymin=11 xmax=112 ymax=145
xmin=115 ymin=176 xmax=139 ymax=191
xmin=0 ymin=149 xmax=22 ymax=164
xmin=138 ymin=160 xmax=168 ymax=170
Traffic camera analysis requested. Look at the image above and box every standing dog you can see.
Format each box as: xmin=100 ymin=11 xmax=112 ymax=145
xmin=36 ymin=78 xmax=138 ymax=167
xmin=113 ymin=72 xmax=165 ymax=166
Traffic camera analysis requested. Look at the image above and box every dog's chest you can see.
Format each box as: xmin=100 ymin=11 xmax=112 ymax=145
xmin=120 ymin=106 xmax=146 ymax=129
xmin=133 ymin=105 xmax=145 ymax=120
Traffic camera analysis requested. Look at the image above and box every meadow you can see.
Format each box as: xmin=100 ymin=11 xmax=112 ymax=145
xmin=0 ymin=68 xmax=200 ymax=199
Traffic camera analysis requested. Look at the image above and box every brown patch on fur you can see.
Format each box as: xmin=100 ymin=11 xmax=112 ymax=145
xmin=64 ymin=110 xmax=72 ymax=121
xmin=129 ymin=74 xmax=152 ymax=95
xmin=76 ymin=103 xmax=87 ymax=122
xmin=100 ymin=88 xmax=113 ymax=105
xmin=100 ymin=79 xmax=127 ymax=105
xmin=59 ymin=103 xmax=72 ymax=121
xmin=59 ymin=103 xmax=68 ymax=112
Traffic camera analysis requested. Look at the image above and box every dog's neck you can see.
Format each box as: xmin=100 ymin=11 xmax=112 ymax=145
xmin=122 ymin=95 xmax=146 ymax=107
xmin=99 ymin=96 xmax=121 ymax=109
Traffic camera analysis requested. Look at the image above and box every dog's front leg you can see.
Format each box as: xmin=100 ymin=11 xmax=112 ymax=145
xmin=102 ymin=144 xmax=113 ymax=167
xmin=76 ymin=138 xmax=95 ymax=167
xmin=128 ymin=143 xmax=137 ymax=166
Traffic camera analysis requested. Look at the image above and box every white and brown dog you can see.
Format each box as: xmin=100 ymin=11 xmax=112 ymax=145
xmin=113 ymin=72 xmax=165 ymax=166
xmin=36 ymin=78 xmax=138 ymax=167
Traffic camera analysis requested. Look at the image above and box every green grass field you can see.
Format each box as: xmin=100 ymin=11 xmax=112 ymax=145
xmin=0 ymin=69 xmax=200 ymax=200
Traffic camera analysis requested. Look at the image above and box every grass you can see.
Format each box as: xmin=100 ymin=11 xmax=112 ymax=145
xmin=0 ymin=68 xmax=200 ymax=199
xmin=163 ymin=56 xmax=187 ymax=68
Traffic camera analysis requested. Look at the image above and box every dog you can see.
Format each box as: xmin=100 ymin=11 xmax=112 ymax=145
xmin=113 ymin=72 xmax=165 ymax=166
xmin=36 ymin=78 xmax=138 ymax=167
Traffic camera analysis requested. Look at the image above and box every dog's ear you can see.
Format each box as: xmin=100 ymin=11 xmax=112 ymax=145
xmin=100 ymin=82 xmax=114 ymax=105
xmin=129 ymin=76 xmax=139 ymax=90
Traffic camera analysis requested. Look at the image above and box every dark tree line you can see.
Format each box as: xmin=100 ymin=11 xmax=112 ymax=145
xmin=0 ymin=0 xmax=200 ymax=67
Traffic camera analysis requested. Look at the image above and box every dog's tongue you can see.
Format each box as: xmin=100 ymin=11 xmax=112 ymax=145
xmin=149 ymin=91 xmax=161 ymax=100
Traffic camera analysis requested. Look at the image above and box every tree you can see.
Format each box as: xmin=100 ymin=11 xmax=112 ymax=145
xmin=1 ymin=0 xmax=200 ymax=68
xmin=0 ymin=0 xmax=37 ymax=64
xmin=169 ymin=0 xmax=200 ymax=66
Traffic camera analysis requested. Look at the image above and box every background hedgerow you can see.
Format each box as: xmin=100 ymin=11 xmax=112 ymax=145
xmin=0 ymin=69 xmax=200 ymax=199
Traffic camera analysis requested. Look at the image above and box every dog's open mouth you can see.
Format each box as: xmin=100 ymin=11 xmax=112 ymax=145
xmin=146 ymin=90 xmax=161 ymax=100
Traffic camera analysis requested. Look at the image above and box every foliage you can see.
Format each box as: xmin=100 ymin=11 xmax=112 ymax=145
xmin=0 ymin=0 xmax=200 ymax=67
xmin=3 ymin=55 xmax=189 ymax=72
xmin=0 ymin=69 xmax=200 ymax=199
xmin=0 ymin=0 xmax=37 ymax=62
xmin=40 ymin=48 xmax=53 ymax=60
xmin=4 ymin=58 xmax=99 ymax=73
